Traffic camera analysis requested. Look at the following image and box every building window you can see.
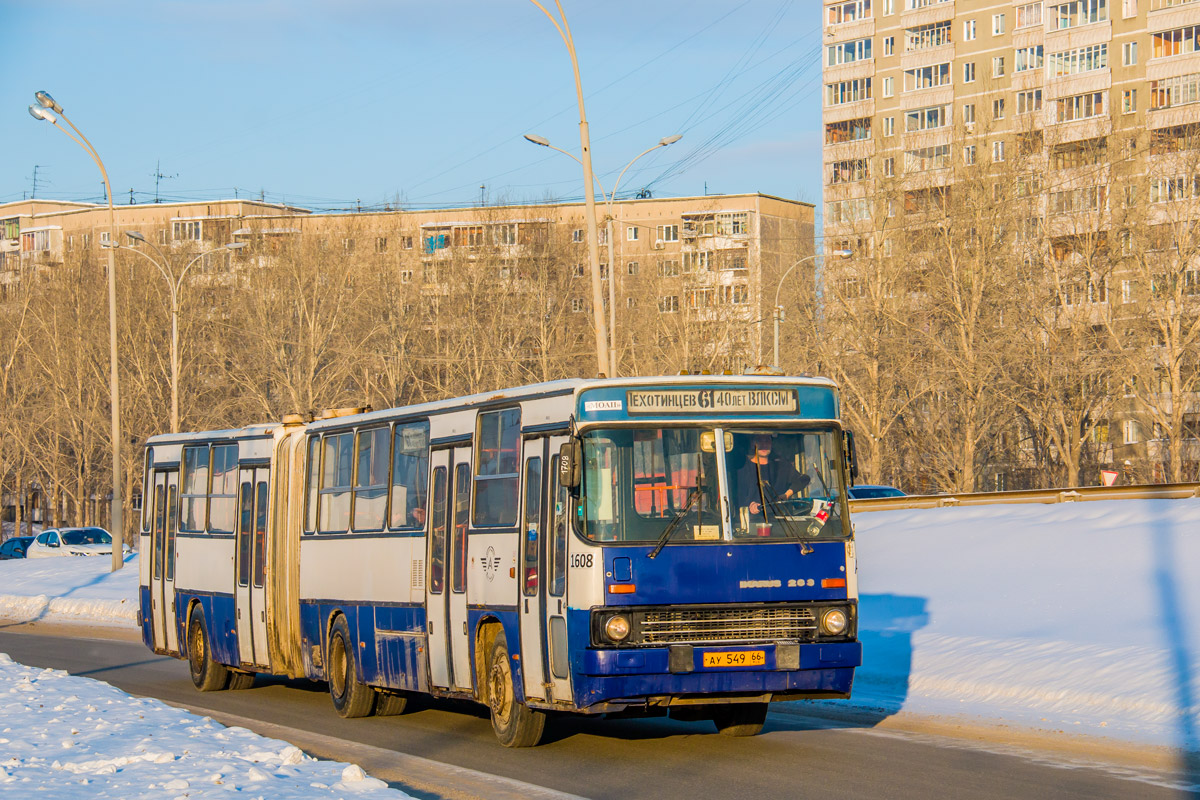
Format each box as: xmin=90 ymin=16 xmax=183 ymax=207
xmin=903 ymin=63 xmax=951 ymax=91
xmin=570 ymin=298 xmax=586 ymax=313
xmin=1052 ymin=0 xmax=1108 ymax=30
xmin=343 ymin=238 xmax=355 ymax=253
xmin=1122 ymin=279 xmax=1135 ymax=303
xmin=173 ymin=220 xmax=202 ymax=241
xmin=964 ymin=19 xmax=976 ymax=40
xmin=492 ymin=224 xmax=516 ymax=245
xmin=627 ymin=260 xmax=639 ymax=275
xmin=1017 ymin=89 xmax=1044 ymax=114
xmin=1049 ymin=44 xmax=1108 ymax=77
xmin=402 ymin=235 xmax=414 ymax=249
xmin=627 ymin=226 xmax=639 ymax=241
xmin=884 ymin=116 xmax=895 ymax=136
xmin=1016 ymin=2 xmax=1044 ymax=28
xmin=904 ymin=144 xmax=952 ymax=171
xmin=1123 ymin=419 xmax=1140 ymax=444
xmin=1056 ymin=91 xmax=1106 ymax=122
xmin=964 ymin=62 xmax=976 ymax=83
xmin=656 ymin=224 xmax=679 ymax=242
xmin=375 ymin=237 xmax=387 ymax=253
xmin=993 ymin=56 xmax=1006 ymax=77
xmin=627 ymin=297 xmax=638 ymax=308
xmin=964 ymin=103 xmax=976 ymax=124
xmin=825 ymin=78 xmax=873 ymax=105
xmin=827 ymin=0 xmax=872 ymax=25
xmin=1016 ymin=45 xmax=1044 ymax=72
xmin=830 ymin=158 xmax=870 ymax=184
xmin=825 ymin=117 xmax=872 ymax=144
xmin=1122 ymin=0 xmax=1137 ymax=15
xmin=1123 ymin=89 xmax=1138 ymax=113
xmin=1153 ymin=25 xmax=1200 ymax=58
xmin=1123 ymin=41 xmax=1137 ymax=65
xmin=993 ymin=13 xmax=1006 ymax=34
xmin=400 ymin=269 xmax=413 ymax=283
xmin=1151 ymin=72 xmax=1200 ymax=109
xmin=993 ymin=140 xmax=1007 ymax=162
xmin=905 ymin=21 xmax=951 ymax=51
xmin=827 ymin=38 xmax=873 ymax=66
xmin=884 ymin=36 xmax=895 ymax=56
xmin=994 ymin=98 xmax=1006 ymax=119
xmin=658 ymin=259 xmax=680 ymax=276
xmin=658 ymin=296 xmax=679 ymax=313
xmin=715 ymin=212 xmax=749 ymax=235
xmin=572 ymin=229 xmax=584 ymax=243
xmin=883 ymin=156 xmax=895 ymax=177
xmin=904 ymin=104 xmax=952 ymax=131
xmin=883 ymin=76 xmax=894 ymax=97
xmin=884 ymin=0 xmax=893 ymax=12
xmin=964 ymin=145 xmax=977 ymax=165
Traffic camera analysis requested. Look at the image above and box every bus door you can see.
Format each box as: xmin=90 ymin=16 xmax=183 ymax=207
xmin=544 ymin=435 xmax=573 ymax=703
xmin=518 ymin=437 xmax=548 ymax=701
xmin=427 ymin=446 xmax=473 ymax=691
xmin=149 ymin=469 xmax=180 ymax=653
xmin=235 ymin=466 xmax=270 ymax=667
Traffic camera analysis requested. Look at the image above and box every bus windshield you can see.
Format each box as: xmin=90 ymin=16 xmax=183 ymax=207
xmin=578 ymin=427 xmax=848 ymax=544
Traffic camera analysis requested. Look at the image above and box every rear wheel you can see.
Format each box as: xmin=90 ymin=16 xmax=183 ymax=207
xmin=375 ymin=691 xmax=408 ymax=716
xmin=327 ymin=615 xmax=376 ymax=718
xmin=487 ymin=629 xmax=545 ymax=747
xmin=228 ymin=671 xmax=255 ymax=690
xmin=712 ymin=703 xmax=768 ymax=736
xmin=187 ymin=607 xmax=230 ymax=692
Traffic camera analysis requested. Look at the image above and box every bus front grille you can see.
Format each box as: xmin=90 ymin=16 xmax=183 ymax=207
xmin=638 ymin=606 xmax=818 ymax=645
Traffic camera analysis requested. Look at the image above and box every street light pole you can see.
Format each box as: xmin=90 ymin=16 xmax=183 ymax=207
xmin=527 ymin=0 xmax=607 ymax=377
xmin=773 ymin=249 xmax=852 ymax=371
xmin=524 ymin=133 xmax=681 ymax=376
xmin=118 ymin=234 xmax=246 ymax=433
xmin=29 ymin=91 xmax=125 ymax=572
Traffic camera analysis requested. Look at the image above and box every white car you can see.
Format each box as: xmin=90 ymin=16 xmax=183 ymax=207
xmin=26 ymin=527 xmax=121 ymax=558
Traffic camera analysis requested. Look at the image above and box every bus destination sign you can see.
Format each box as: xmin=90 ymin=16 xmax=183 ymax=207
xmin=626 ymin=388 xmax=797 ymax=415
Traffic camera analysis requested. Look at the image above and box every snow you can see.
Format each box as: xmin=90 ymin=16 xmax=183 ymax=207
xmin=1 ymin=497 xmax=1198 ymax=763
xmin=0 ymin=652 xmax=410 ymax=799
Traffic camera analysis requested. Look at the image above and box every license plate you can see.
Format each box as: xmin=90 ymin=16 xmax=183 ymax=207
xmin=702 ymin=650 xmax=766 ymax=668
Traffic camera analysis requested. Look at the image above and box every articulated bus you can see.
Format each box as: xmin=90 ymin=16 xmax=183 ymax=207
xmin=139 ymin=376 xmax=862 ymax=746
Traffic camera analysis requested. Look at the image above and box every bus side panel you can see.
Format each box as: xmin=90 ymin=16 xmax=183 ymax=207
xmin=374 ymin=605 xmax=428 ymax=693
xmin=138 ymin=584 xmax=154 ymax=649
xmin=176 ymin=590 xmax=240 ymax=668
xmin=467 ymin=607 xmax=521 ymax=699
xmin=298 ymin=600 xmax=325 ymax=681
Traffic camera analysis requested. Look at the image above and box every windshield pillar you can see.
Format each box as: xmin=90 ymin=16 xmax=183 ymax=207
xmin=713 ymin=427 xmax=734 ymax=541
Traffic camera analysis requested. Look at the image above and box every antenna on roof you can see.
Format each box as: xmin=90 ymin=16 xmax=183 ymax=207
xmin=28 ymin=165 xmax=47 ymax=199
xmin=151 ymin=160 xmax=177 ymax=203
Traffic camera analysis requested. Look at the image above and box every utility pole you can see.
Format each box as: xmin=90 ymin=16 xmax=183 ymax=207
xmin=29 ymin=165 xmax=45 ymax=199
xmin=151 ymin=160 xmax=176 ymax=203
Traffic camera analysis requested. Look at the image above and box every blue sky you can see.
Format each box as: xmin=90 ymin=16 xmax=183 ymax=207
xmin=2 ymin=0 xmax=824 ymax=212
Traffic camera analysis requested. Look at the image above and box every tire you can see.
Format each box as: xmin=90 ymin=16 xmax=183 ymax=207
xmin=187 ymin=606 xmax=231 ymax=692
xmin=712 ymin=703 xmax=768 ymax=736
xmin=486 ymin=629 xmax=545 ymax=747
xmin=228 ymin=671 xmax=255 ymax=690
xmin=375 ymin=691 xmax=408 ymax=716
xmin=327 ymin=615 xmax=376 ymax=718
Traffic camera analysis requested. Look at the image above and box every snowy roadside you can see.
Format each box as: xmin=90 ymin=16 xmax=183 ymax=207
xmin=0 ymin=652 xmax=409 ymax=799
xmin=2 ymin=497 xmax=1199 ymax=756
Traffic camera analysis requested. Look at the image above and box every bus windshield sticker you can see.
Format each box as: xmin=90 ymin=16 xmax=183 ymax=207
xmin=626 ymin=389 xmax=797 ymax=415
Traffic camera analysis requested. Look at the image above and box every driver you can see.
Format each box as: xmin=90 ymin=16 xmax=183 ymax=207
xmin=734 ymin=433 xmax=810 ymax=520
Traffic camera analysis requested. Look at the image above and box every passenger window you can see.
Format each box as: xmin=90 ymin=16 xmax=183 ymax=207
xmin=389 ymin=421 xmax=430 ymax=530
xmin=428 ymin=467 xmax=448 ymax=594
xmin=253 ymin=481 xmax=268 ymax=588
xmin=304 ymin=437 xmax=320 ymax=533
xmin=452 ymin=463 xmax=470 ymax=593
xmin=209 ymin=444 xmax=238 ymax=534
xmin=238 ymin=482 xmax=253 ymax=586
xmin=318 ymin=432 xmax=354 ymax=533
xmin=141 ymin=448 xmax=153 ymax=533
xmin=522 ymin=456 xmax=542 ymax=597
xmin=352 ymin=427 xmax=389 ymax=531
xmin=473 ymin=408 xmax=520 ymax=527
xmin=165 ymin=485 xmax=178 ymax=581
xmin=180 ymin=445 xmax=209 ymax=532
xmin=550 ymin=472 xmax=567 ymax=598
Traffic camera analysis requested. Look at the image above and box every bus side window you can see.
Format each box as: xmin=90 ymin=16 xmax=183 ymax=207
xmin=253 ymin=480 xmax=268 ymax=588
xmin=238 ymin=482 xmax=253 ymax=587
xmin=165 ymin=484 xmax=178 ymax=581
xmin=473 ymin=408 xmax=520 ymax=527
xmin=428 ymin=467 xmax=448 ymax=594
xmin=452 ymin=463 xmax=470 ymax=593
xmin=522 ymin=456 xmax=542 ymax=597
xmin=549 ymin=472 xmax=567 ymax=598
xmin=304 ymin=436 xmax=320 ymax=534
xmin=152 ymin=483 xmax=165 ymax=581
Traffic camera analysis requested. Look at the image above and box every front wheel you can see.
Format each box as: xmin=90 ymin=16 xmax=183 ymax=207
xmin=712 ymin=703 xmax=768 ymax=736
xmin=187 ymin=607 xmax=230 ymax=692
xmin=487 ymin=630 xmax=545 ymax=747
xmin=327 ymin=615 xmax=376 ymax=718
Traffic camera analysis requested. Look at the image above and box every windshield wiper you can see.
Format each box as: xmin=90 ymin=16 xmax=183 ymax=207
xmin=760 ymin=484 xmax=813 ymax=555
xmin=647 ymin=487 xmax=701 ymax=560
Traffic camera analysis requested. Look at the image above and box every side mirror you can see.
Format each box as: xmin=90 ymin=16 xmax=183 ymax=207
xmin=843 ymin=430 xmax=859 ymax=486
xmin=558 ymin=439 xmax=582 ymax=490
xmin=48 ymin=540 xmax=60 ymax=548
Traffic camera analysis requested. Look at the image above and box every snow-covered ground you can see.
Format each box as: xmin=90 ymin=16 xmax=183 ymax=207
xmin=1 ymin=497 xmax=1198 ymax=761
xmin=0 ymin=652 xmax=409 ymax=798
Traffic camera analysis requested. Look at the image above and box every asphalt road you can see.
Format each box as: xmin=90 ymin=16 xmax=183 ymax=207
xmin=0 ymin=626 xmax=1194 ymax=800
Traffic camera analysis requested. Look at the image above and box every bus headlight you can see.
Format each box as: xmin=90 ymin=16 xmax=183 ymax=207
xmin=604 ymin=614 xmax=631 ymax=642
xmin=820 ymin=607 xmax=849 ymax=636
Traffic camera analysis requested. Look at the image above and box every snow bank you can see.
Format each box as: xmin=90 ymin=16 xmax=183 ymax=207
xmin=0 ymin=552 xmax=139 ymax=627
xmin=0 ymin=652 xmax=411 ymax=798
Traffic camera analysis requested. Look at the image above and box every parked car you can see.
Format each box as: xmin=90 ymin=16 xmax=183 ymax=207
xmin=847 ymin=484 xmax=906 ymax=500
xmin=26 ymin=527 xmax=118 ymax=558
xmin=0 ymin=536 xmax=35 ymax=560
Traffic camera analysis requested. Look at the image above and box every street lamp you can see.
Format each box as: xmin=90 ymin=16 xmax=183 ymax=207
xmin=524 ymin=133 xmax=682 ymax=376
xmin=116 ymin=233 xmax=246 ymax=433
xmin=29 ymin=91 xmax=125 ymax=573
xmin=526 ymin=0 xmax=607 ymax=377
xmin=773 ymin=249 xmax=852 ymax=371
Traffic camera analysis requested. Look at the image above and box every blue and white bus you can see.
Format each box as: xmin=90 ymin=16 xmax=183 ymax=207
xmin=139 ymin=376 xmax=862 ymax=746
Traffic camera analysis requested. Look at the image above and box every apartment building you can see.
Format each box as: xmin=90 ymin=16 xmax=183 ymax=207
xmin=823 ymin=0 xmax=1200 ymax=483
xmin=0 ymin=193 xmax=814 ymax=370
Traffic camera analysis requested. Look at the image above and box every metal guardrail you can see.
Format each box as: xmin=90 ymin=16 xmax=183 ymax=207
xmin=847 ymin=482 xmax=1200 ymax=513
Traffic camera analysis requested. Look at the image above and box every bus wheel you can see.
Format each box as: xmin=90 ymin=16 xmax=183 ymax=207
xmin=712 ymin=703 xmax=768 ymax=736
xmin=375 ymin=691 xmax=408 ymax=716
xmin=187 ymin=607 xmax=231 ymax=692
xmin=327 ymin=615 xmax=376 ymax=718
xmin=486 ymin=629 xmax=545 ymax=747
xmin=228 ymin=671 xmax=255 ymax=690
